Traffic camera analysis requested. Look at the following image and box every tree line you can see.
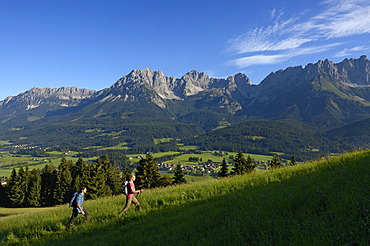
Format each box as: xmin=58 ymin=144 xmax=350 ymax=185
xmin=218 ymin=151 xmax=297 ymax=178
xmin=0 ymin=153 xmax=187 ymax=208
xmin=0 ymin=151 xmax=296 ymax=208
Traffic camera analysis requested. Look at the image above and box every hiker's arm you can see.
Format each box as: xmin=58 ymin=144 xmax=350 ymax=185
xmin=77 ymin=203 xmax=85 ymax=215
xmin=131 ymin=183 xmax=143 ymax=194
xmin=132 ymin=187 xmax=143 ymax=194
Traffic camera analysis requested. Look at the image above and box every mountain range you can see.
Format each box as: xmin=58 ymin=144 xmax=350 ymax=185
xmin=1 ymin=56 xmax=369 ymax=160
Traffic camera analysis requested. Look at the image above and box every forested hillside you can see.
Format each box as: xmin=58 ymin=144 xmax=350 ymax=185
xmin=1 ymin=56 xmax=370 ymax=165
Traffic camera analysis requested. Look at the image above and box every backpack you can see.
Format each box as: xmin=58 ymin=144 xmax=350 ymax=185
xmin=122 ymin=181 xmax=129 ymax=196
xmin=69 ymin=192 xmax=78 ymax=207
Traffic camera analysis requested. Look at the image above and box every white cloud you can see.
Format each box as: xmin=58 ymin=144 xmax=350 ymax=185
xmin=334 ymin=46 xmax=370 ymax=57
xmin=232 ymin=43 xmax=342 ymax=67
xmin=314 ymin=0 xmax=370 ymax=38
xmin=228 ymin=18 xmax=309 ymax=54
xmin=228 ymin=0 xmax=370 ymax=68
xmin=233 ymin=54 xmax=287 ymax=67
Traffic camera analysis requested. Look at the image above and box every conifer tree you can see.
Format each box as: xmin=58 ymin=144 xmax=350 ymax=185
xmin=218 ymin=157 xmax=229 ymax=177
xmin=109 ymin=162 xmax=123 ymax=195
xmin=173 ymin=164 xmax=187 ymax=184
xmin=95 ymin=164 xmax=111 ymax=198
xmin=245 ymin=154 xmax=256 ymax=174
xmin=40 ymin=162 xmax=56 ymax=206
xmin=290 ymin=155 xmax=297 ymax=165
xmin=17 ymin=167 xmax=28 ymax=207
xmin=122 ymin=163 xmax=132 ymax=181
xmin=71 ymin=157 xmax=86 ymax=192
xmin=53 ymin=158 xmax=73 ymax=204
xmin=101 ymin=154 xmax=114 ymax=196
xmin=85 ymin=162 xmax=98 ymax=200
xmin=0 ymin=180 xmax=7 ymax=207
xmin=269 ymin=155 xmax=282 ymax=169
xmin=7 ymin=168 xmax=23 ymax=207
xmin=232 ymin=151 xmax=247 ymax=175
xmin=160 ymin=176 xmax=174 ymax=187
xmin=135 ymin=153 xmax=161 ymax=189
xmin=26 ymin=169 xmax=41 ymax=207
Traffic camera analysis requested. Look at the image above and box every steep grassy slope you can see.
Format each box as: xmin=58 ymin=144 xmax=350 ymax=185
xmin=1 ymin=150 xmax=369 ymax=245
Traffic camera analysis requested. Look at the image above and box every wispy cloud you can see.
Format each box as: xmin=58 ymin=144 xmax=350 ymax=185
xmin=228 ymin=0 xmax=370 ymax=67
xmin=228 ymin=17 xmax=310 ymax=54
xmin=314 ymin=0 xmax=370 ymax=38
xmin=232 ymin=43 xmax=342 ymax=67
xmin=334 ymin=46 xmax=370 ymax=57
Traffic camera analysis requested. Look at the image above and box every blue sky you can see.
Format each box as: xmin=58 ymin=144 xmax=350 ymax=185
xmin=1 ymin=0 xmax=370 ymax=100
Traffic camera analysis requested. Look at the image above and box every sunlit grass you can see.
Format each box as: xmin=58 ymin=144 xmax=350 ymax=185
xmin=0 ymin=149 xmax=368 ymax=245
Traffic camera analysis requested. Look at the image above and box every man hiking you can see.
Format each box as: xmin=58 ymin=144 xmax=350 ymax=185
xmin=66 ymin=185 xmax=90 ymax=229
xmin=118 ymin=173 xmax=144 ymax=216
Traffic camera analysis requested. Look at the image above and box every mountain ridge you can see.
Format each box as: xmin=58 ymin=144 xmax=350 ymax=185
xmin=0 ymin=56 xmax=369 ymax=159
xmin=1 ymin=56 xmax=369 ymax=128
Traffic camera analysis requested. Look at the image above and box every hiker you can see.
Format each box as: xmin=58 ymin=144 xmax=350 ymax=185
xmin=66 ymin=185 xmax=90 ymax=229
xmin=118 ymin=173 xmax=144 ymax=216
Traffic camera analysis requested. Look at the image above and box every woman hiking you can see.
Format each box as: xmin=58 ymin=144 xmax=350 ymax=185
xmin=118 ymin=173 xmax=144 ymax=216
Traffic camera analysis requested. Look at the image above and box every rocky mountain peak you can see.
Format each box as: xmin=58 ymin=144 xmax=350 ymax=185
xmin=0 ymin=87 xmax=96 ymax=110
xmin=179 ymin=70 xmax=211 ymax=96
xmin=27 ymin=87 xmax=96 ymax=99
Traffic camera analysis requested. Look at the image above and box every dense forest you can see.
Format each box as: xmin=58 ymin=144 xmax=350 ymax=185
xmin=1 ymin=115 xmax=370 ymax=162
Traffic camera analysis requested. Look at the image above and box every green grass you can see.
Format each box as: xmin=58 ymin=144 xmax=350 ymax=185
xmin=0 ymin=169 xmax=12 ymax=177
xmin=0 ymin=141 xmax=12 ymax=146
xmin=177 ymin=144 xmax=198 ymax=150
xmin=162 ymin=151 xmax=273 ymax=165
xmin=153 ymin=138 xmax=174 ymax=144
xmin=0 ymin=207 xmax=55 ymax=218
xmin=0 ymin=152 xmax=94 ymax=178
xmin=100 ymin=142 xmax=130 ymax=150
xmin=0 ymin=149 xmax=369 ymax=245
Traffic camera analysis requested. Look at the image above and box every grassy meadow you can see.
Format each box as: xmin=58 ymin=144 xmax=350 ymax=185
xmin=0 ymin=149 xmax=369 ymax=245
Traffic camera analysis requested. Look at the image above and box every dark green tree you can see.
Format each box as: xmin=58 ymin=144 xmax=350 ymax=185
xmin=269 ymin=155 xmax=282 ymax=169
xmin=17 ymin=167 xmax=29 ymax=207
xmin=0 ymin=181 xmax=8 ymax=207
xmin=173 ymin=164 xmax=187 ymax=184
xmin=102 ymin=154 xmax=122 ymax=196
xmin=122 ymin=163 xmax=132 ymax=181
xmin=232 ymin=151 xmax=247 ymax=175
xmin=71 ymin=157 xmax=86 ymax=192
xmin=7 ymin=168 xmax=23 ymax=207
xmin=245 ymin=154 xmax=256 ymax=174
xmin=160 ymin=176 xmax=174 ymax=187
xmin=95 ymin=165 xmax=111 ymax=198
xmin=26 ymin=169 xmax=41 ymax=207
xmin=53 ymin=158 xmax=73 ymax=204
xmin=85 ymin=162 xmax=98 ymax=200
xmin=99 ymin=154 xmax=113 ymax=197
xmin=135 ymin=153 xmax=161 ymax=189
xmin=218 ymin=157 xmax=229 ymax=177
xmin=109 ymin=162 xmax=123 ymax=195
xmin=290 ymin=155 xmax=297 ymax=165
xmin=40 ymin=162 xmax=56 ymax=206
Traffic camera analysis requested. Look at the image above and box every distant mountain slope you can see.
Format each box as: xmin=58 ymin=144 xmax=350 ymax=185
xmin=244 ymin=55 xmax=370 ymax=128
xmin=0 ymin=87 xmax=97 ymax=127
xmin=0 ymin=56 xmax=370 ymax=158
